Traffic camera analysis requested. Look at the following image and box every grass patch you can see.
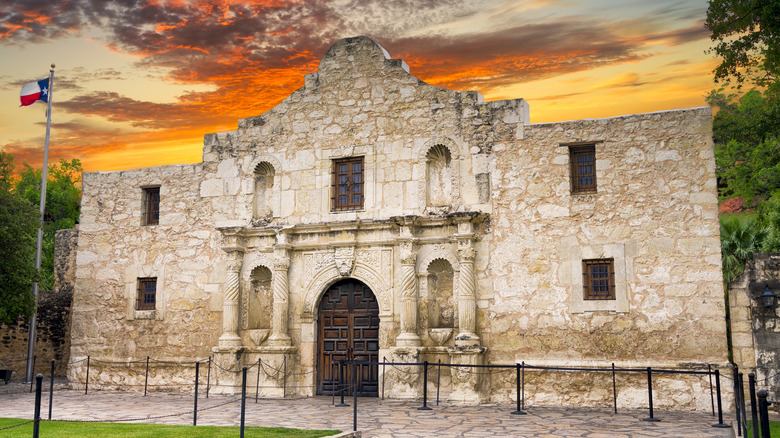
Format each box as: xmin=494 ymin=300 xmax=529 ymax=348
xmin=0 ymin=418 xmax=340 ymax=437
xmin=746 ymin=420 xmax=780 ymax=437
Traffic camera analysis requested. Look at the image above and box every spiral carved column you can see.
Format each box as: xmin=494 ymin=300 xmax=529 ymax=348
xmin=456 ymin=239 xmax=479 ymax=347
xmin=396 ymin=240 xmax=421 ymax=347
xmin=219 ymin=250 xmax=243 ymax=347
xmin=269 ymin=245 xmax=291 ymax=346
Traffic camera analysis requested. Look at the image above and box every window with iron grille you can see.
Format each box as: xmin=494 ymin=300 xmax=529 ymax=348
xmin=136 ymin=277 xmax=157 ymax=310
xmin=332 ymin=157 xmax=364 ymax=211
xmin=570 ymin=145 xmax=597 ymax=193
xmin=142 ymin=186 xmax=160 ymax=226
xmin=582 ymin=259 xmax=615 ymax=300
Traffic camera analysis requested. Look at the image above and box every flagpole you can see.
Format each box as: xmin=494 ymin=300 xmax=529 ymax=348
xmin=25 ymin=64 xmax=55 ymax=383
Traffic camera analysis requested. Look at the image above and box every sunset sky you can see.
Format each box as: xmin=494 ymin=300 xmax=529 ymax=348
xmin=1 ymin=0 xmax=719 ymax=173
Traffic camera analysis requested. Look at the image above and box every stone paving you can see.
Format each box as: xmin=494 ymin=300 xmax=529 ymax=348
xmin=0 ymin=387 xmax=738 ymax=437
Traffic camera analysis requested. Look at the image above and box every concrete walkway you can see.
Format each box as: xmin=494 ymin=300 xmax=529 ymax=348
xmin=0 ymin=388 xmax=735 ymax=437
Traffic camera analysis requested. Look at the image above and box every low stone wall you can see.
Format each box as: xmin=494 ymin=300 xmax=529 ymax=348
xmin=729 ymin=252 xmax=780 ymax=407
xmin=0 ymin=229 xmax=77 ymax=378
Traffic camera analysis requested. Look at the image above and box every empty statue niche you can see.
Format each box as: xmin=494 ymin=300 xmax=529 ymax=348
xmin=427 ymin=258 xmax=455 ymax=329
xmin=246 ymin=266 xmax=272 ymax=331
xmin=426 ymin=144 xmax=452 ymax=208
xmin=253 ymin=161 xmax=275 ymax=220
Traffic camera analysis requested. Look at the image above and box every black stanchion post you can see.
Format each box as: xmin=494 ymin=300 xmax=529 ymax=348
xmin=48 ymin=359 xmax=54 ymax=420
xmin=512 ymin=363 xmax=526 ymax=415
xmin=436 ymin=359 xmax=441 ymax=405
xmin=612 ymin=362 xmax=617 ymax=414
xmin=206 ymin=355 xmax=211 ymax=398
xmin=283 ymin=355 xmax=287 ymax=398
xmin=643 ymin=367 xmax=660 ymax=422
xmin=733 ymin=365 xmax=742 ymax=436
xmin=353 ymin=361 xmax=357 ymax=432
xmin=749 ymin=373 xmax=759 ymax=438
xmin=85 ymin=355 xmax=90 ymax=395
xmin=193 ymin=361 xmax=199 ymax=426
xmin=712 ymin=369 xmax=730 ymax=428
xmin=739 ymin=372 xmax=749 ymax=435
xmin=33 ymin=374 xmax=42 ymax=438
xmin=336 ymin=360 xmax=348 ymax=407
xmin=757 ymin=389 xmax=771 ymax=438
xmin=144 ymin=356 xmax=149 ymax=396
xmin=521 ymin=361 xmax=525 ymax=411
xmin=255 ymin=357 xmax=261 ymax=403
xmin=708 ymin=364 xmax=715 ymax=416
xmin=240 ymin=366 xmax=247 ymax=438
xmin=419 ymin=361 xmax=431 ymax=410
xmin=30 ymin=355 xmax=36 ymax=393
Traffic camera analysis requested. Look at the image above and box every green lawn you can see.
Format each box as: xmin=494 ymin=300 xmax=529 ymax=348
xmin=0 ymin=418 xmax=340 ymax=437
xmin=746 ymin=420 xmax=779 ymax=438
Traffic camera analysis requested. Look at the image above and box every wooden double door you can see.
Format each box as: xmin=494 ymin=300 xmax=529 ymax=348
xmin=317 ymin=279 xmax=379 ymax=396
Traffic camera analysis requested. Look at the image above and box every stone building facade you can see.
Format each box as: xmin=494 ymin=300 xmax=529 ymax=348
xmin=729 ymin=253 xmax=780 ymax=404
xmin=69 ymin=36 xmax=728 ymax=408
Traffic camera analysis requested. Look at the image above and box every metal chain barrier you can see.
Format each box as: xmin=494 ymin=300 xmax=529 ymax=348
xmin=0 ymin=420 xmax=34 ymax=431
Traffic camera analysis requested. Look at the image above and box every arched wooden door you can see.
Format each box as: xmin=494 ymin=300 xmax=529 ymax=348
xmin=317 ymin=279 xmax=379 ymax=396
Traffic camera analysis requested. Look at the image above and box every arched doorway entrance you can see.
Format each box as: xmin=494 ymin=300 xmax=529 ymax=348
xmin=317 ymin=279 xmax=379 ymax=396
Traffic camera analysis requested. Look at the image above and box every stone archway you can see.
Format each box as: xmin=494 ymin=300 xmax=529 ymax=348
xmin=316 ymin=278 xmax=379 ymax=396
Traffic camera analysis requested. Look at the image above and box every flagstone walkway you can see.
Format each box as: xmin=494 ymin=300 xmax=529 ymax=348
xmin=0 ymin=388 xmax=736 ymax=437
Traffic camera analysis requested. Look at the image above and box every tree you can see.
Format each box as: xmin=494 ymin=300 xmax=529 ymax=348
xmin=706 ymin=0 xmax=780 ymax=84
xmin=14 ymin=158 xmax=82 ymax=291
xmin=720 ymin=214 xmax=768 ymax=283
xmin=0 ymin=151 xmax=39 ymax=323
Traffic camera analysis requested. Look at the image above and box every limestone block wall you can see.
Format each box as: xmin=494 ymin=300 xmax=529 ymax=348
xmin=69 ymin=164 xmax=224 ymax=388
xmin=480 ymin=107 xmax=728 ymax=408
xmin=1 ymin=229 xmax=77 ymax=377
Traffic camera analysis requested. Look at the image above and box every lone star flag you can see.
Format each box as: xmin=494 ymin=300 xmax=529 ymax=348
xmin=20 ymin=78 xmax=50 ymax=106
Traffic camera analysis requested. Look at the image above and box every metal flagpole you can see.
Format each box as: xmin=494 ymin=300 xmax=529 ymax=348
xmin=25 ymin=64 xmax=55 ymax=383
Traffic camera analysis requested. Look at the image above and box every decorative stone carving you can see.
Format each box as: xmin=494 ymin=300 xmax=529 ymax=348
xmin=269 ymin=245 xmax=291 ymax=346
xmin=249 ymin=328 xmax=270 ymax=346
xmin=455 ymin=238 xmax=479 ymax=347
xmin=397 ymin=239 xmax=421 ymax=346
xmin=334 ymin=246 xmax=355 ymax=276
xmin=429 ymin=328 xmax=453 ymax=346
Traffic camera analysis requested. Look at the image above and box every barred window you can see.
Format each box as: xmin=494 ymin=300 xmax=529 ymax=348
xmin=142 ymin=187 xmax=160 ymax=226
xmin=332 ymin=157 xmax=364 ymax=211
xmin=136 ymin=278 xmax=157 ymax=310
xmin=570 ymin=145 xmax=597 ymax=193
xmin=583 ymin=259 xmax=615 ymax=300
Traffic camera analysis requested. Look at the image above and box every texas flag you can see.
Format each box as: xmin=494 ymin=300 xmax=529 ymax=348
xmin=20 ymin=78 xmax=50 ymax=107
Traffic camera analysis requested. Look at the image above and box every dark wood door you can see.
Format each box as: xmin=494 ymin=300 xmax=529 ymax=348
xmin=317 ymin=279 xmax=379 ymax=396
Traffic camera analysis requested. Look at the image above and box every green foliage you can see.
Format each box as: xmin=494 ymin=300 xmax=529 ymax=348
xmin=0 ymin=152 xmax=38 ymax=323
xmin=720 ymin=214 xmax=768 ymax=283
xmin=0 ymin=418 xmax=340 ymax=437
xmin=14 ymin=158 xmax=82 ymax=291
xmin=761 ymin=193 xmax=780 ymax=251
xmin=706 ymin=0 xmax=780 ymax=84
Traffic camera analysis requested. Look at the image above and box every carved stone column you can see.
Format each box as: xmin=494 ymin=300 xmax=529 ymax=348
xmin=396 ymin=238 xmax=421 ymax=347
xmin=219 ymin=249 xmax=244 ymax=347
xmin=269 ymin=243 xmax=291 ymax=346
xmin=455 ymin=232 xmax=480 ymax=347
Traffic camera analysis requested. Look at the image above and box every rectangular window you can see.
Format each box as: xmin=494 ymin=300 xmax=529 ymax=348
xmin=136 ymin=277 xmax=157 ymax=310
xmin=332 ymin=157 xmax=364 ymax=211
xmin=142 ymin=187 xmax=160 ymax=226
xmin=570 ymin=145 xmax=597 ymax=193
xmin=583 ymin=259 xmax=615 ymax=300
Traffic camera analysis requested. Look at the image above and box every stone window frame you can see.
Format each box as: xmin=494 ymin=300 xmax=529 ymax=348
xmin=136 ymin=277 xmax=157 ymax=310
xmin=325 ymin=144 xmax=375 ymax=217
xmin=561 ymin=141 xmax=603 ymax=195
xmin=126 ymin=265 xmax=166 ymax=321
xmin=141 ymin=185 xmax=160 ymax=226
xmin=568 ymin=242 xmax=631 ymax=314
xmin=331 ymin=156 xmax=365 ymax=211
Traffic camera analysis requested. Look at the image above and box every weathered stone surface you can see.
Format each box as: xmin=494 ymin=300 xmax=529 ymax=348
xmin=68 ymin=36 xmax=728 ymax=410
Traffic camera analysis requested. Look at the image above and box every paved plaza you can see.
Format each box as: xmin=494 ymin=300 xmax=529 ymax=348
xmin=0 ymin=383 xmax=737 ymax=438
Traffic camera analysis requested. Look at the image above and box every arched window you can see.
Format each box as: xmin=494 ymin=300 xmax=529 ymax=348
xmin=254 ymin=162 xmax=275 ymax=219
xmin=426 ymin=144 xmax=452 ymax=207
